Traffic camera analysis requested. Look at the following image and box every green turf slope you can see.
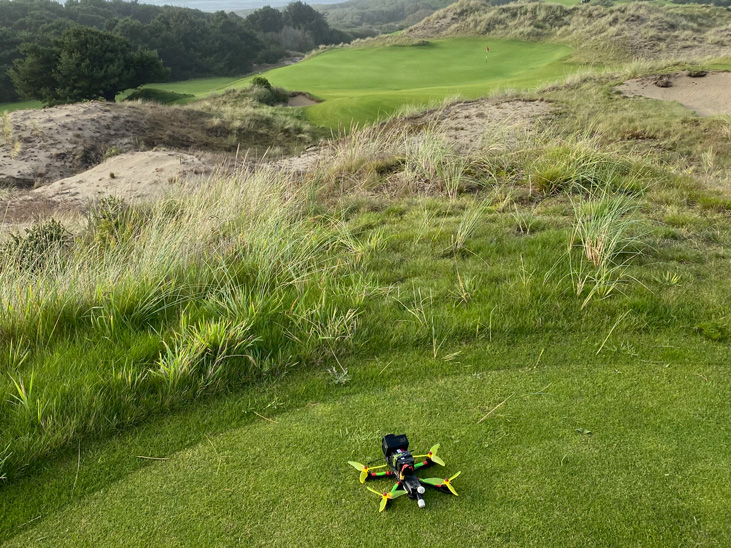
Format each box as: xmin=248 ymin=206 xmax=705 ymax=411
xmin=248 ymin=38 xmax=576 ymax=128
xmin=4 ymin=347 xmax=728 ymax=547
xmin=3 ymin=191 xmax=730 ymax=546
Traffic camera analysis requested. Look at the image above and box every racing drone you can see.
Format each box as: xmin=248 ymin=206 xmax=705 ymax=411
xmin=348 ymin=434 xmax=461 ymax=511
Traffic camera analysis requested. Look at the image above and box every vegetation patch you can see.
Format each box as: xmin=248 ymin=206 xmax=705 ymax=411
xmin=124 ymin=88 xmax=194 ymax=105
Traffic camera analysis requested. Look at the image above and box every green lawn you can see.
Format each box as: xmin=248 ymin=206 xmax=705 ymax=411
xmin=4 ymin=346 xmax=729 ymax=547
xmin=0 ymin=99 xmax=41 ymax=113
xmin=121 ymin=76 xmax=242 ymax=104
xmin=247 ymin=38 xmax=576 ymax=127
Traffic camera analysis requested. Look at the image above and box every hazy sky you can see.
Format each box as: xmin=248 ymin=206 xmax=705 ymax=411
xmin=138 ymin=0 xmax=345 ymax=13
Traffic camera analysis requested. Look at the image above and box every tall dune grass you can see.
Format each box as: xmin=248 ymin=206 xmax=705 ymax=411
xmin=0 ymin=167 xmax=367 ymax=482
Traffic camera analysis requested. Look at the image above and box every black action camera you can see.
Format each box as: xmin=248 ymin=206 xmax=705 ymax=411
xmin=382 ymin=434 xmax=424 ymax=503
xmin=382 ymin=433 xmax=409 ymax=459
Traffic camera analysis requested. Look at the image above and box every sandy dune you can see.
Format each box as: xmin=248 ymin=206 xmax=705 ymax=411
xmin=617 ymin=72 xmax=731 ymax=117
xmin=411 ymin=98 xmax=552 ymax=152
xmin=1 ymin=151 xmax=211 ymax=226
xmin=274 ymin=99 xmax=552 ymax=174
xmin=32 ymin=151 xmax=211 ymax=206
xmin=0 ymin=102 xmax=148 ymax=188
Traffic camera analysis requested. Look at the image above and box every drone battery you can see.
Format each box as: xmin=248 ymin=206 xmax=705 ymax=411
xmin=382 ymin=434 xmax=409 ymax=457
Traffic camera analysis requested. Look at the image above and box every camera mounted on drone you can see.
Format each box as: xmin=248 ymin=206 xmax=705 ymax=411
xmin=348 ymin=433 xmax=461 ymax=511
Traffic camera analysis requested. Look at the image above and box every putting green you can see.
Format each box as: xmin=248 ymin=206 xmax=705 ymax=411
xmin=251 ymin=38 xmax=576 ymax=128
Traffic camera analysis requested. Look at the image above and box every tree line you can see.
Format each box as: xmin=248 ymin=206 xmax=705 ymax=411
xmin=1 ymin=0 xmax=352 ymax=105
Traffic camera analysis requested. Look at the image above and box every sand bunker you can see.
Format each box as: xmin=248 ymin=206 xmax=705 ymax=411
xmin=287 ymin=93 xmax=319 ymax=107
xmin=617 ymin=72 xmax=731 ymax=117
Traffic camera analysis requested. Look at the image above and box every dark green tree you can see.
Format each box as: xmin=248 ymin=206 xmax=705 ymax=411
xmin=7 ymin=43 xmax=59 ymax=102
xmin=283 ymin=1 xmax=330 ymax=44
xmin=245 ymin=6 xmax=284 ymax=34
xmin=10 ymin=27 xmax=168 ymax=105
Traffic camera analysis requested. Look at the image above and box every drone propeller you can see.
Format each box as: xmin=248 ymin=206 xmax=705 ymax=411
xmin=414 ymin=444 xmax=445 ymax=466
xmin=348 ymin=461 xmax=386 ymax=483
xmin=367 ymin=486 xmax=407 ymax=512
xmin=420 ymin=471 xmax=461 ymax=496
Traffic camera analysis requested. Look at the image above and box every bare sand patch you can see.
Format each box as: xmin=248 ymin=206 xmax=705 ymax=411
xmin=33 ymin=151 xmax=210 ymax=206
xmin=287 ymin=93 xmax=319 ymax=107
xmin=1 ymin=151 xmax=211 ymax=227
xmin=0 ymin=100 xmax=251 ymax=192
xmin=617 ymin=72 xmax=731 ymax=117
xmin=410 ymin=98 xmax=552 ymax=152
xmin=273 ymin=98 xmax=552 ymax=174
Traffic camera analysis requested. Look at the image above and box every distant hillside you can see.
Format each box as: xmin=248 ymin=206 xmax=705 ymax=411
xmin=407 ymin=0 xmax=731 ymax=61
xmin=315 ymin=0 xmax=456 ymax=34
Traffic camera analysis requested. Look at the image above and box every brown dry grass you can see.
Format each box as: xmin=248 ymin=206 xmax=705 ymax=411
xmin=407 ymin=0 xmax=731 ymax=62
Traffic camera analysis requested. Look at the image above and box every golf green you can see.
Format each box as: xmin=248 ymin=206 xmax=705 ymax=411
xmin=253 ymin=37 xmax=576 ymax=128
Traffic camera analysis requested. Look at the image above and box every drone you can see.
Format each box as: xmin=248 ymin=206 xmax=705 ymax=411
xmin=348 ymin=433 xmax=461 ymax=511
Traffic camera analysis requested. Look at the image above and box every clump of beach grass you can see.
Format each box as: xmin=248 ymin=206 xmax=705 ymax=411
xmin=0 ymin=166 xmax=368 ymax=482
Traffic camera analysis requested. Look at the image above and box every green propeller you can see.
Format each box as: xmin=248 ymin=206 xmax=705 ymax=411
xmin=414 ymin=444 xmax=445 ymax=466
xmin=421 ymin=471 xmax=461 ymax=495
xmin=367 ymin=486 xmax=407 ymax=512
xmin=348 ymin=461 xmax=386 ymax=483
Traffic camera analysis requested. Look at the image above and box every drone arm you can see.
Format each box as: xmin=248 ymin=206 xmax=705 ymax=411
xmin=368 ymin=470 xmax=395 ymax=480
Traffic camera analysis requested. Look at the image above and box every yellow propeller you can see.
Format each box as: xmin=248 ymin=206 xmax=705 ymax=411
xmin=442 ymin=471 xmax=461 ymax=495
xmin=348 ymin=461 xmax=386 ymax=483
xmin=421 ymin=471 xmax=461 ymax=495
xmin=367 ymin=487 xmax=407 ymax=512
xmin=414 ymin=444 xmax=445 ymax=466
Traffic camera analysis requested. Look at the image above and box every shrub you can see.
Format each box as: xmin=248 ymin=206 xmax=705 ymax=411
xmin=249 ymin=84 xmax=290 ymax=106
xmin=251 ymin=76 xmax=272 ymax=89
xmin=0 ymin=219 xmax=72 ymax=271
xmin=84 ymin=196 xmax=140 ymax=249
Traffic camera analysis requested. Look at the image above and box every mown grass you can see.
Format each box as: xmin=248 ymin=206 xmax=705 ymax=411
xmin=3 ymin=346 xmax=730 ymax=547
xmin=123 ymin=89 xmax=194 ymax=105
xmin=118 ymin=76 xmax=242 ymax=105
xmin=250 ymin=37 xmax=576 ymax=128
xmin=0 ymin=99 xmax=42 ymax=113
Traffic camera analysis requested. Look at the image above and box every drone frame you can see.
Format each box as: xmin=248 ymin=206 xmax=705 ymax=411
xmin=348 ymin=444 xmax=461 ymax=512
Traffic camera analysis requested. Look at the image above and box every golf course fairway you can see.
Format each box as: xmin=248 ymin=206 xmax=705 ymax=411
xmin=251 ymin=38 xmax=576 ymax=128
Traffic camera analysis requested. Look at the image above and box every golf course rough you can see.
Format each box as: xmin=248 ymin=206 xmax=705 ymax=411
xmin=253 ymin=38 xmax=576 ymax=128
